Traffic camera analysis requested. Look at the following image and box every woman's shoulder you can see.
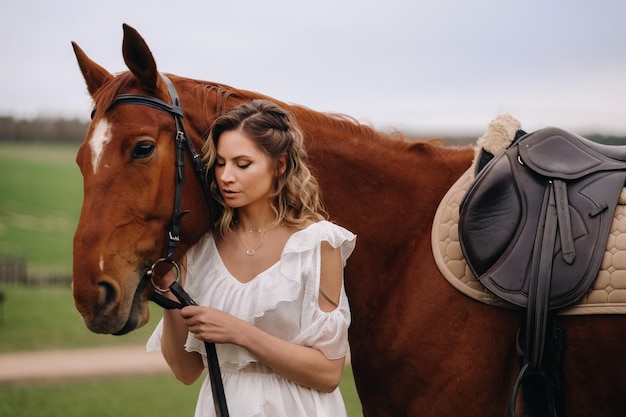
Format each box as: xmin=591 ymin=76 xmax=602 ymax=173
xmin=290 ymin=220 xmax=352 ymax=237
xmin=186 ymin=230 xmax=217 ymax=261
xmin=284 ymin=220 xmax=356 ymax=257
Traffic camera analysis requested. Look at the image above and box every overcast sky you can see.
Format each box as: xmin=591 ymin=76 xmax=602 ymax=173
xmin=2 ymin=0 xmax=625 ymax=136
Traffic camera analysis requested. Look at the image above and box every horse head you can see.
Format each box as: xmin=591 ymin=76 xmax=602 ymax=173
xmin=71 ymin=24 xmax=215 ymax=334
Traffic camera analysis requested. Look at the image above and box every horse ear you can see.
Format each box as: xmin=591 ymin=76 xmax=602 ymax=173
xmin=71 ymin=42 xmax=113 ymax=98
xmin=121 ymin=23 xmax=159 ymax=93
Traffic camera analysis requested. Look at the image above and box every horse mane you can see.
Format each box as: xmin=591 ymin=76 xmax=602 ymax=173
xmin=288 ymin=104 xmax=419 ymax=150
xmin=94 ymin=73 xmax=447 ymax=157
xmin=288 ymin=103 xmax=458 ymax=151
xmin=158 ymin=74 xmax=411 ymax=148
xmin=191 ymin=80 xmax=248 ymax=119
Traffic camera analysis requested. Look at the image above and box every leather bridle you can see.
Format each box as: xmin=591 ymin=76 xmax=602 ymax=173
xmin=104 ymin=74 xmax=229 ymax=416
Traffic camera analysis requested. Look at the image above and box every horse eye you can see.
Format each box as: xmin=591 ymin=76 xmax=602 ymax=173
xmin=131 ymin=141 xmax=155 ymax=159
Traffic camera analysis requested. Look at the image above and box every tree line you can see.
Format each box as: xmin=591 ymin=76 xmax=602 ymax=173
xmin=1 ymin=115 xmax=625 ymax=145
xmin=0 ymin=116 xmax=89 ymax=143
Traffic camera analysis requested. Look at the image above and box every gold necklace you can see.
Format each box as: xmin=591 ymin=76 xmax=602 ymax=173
xmin=242 ymin=227 xmax=264 ymax=234
xmin=235 ymin=226 xmax=266 ymax=256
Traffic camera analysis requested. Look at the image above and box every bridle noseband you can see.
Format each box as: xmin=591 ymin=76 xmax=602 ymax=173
xmin=104 ymin=74 xmax=228 ymax=417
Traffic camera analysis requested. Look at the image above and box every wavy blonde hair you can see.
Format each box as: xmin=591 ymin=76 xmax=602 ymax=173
xmin=202 ymin=100 xmax=326 ymax=236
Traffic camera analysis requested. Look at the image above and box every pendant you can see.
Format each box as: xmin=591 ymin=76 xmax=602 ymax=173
xmin=246 ymin=249 xmax=255 ymax=256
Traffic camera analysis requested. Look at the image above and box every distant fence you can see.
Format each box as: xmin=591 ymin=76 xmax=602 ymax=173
xmin=0 ymin=257 xmax=72 ymax=286
xmin=0 ymin=257 xmax=27 ymax=284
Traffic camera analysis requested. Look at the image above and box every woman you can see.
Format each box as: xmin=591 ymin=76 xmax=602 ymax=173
xmin=147 ymin=99 xmax=357 ymax=417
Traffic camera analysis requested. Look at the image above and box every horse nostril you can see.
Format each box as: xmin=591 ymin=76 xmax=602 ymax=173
xmin=97 ymin=280 xmax=119 ymax=314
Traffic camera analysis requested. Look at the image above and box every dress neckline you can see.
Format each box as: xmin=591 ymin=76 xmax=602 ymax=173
xmin=209 ymin=222 xmax=321 ymax=284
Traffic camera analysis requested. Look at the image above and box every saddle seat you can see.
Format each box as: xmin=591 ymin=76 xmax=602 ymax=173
xmin=574 ymin=133 xmax=626 ymax=162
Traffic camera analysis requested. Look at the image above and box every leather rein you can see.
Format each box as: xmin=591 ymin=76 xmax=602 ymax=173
xmin=104 ymin=74 xmax=229 ymax=417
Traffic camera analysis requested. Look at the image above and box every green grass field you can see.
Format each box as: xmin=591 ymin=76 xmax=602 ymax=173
xmin=0 ymin=142 xmax=363 ymax=416
xmin=0 ymin=286 xmax=160 ymax=353
xmin=0 ymin=367 xmax=362 ymax=417
xmin=0 ymin=142 xmax=82 ymax=277
xmin=0 ymin=375 xmax=202 ymax=417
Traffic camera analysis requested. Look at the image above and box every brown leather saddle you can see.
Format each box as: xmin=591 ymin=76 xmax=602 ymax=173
xmin=458 ymin=127 xmax=626 ymax=416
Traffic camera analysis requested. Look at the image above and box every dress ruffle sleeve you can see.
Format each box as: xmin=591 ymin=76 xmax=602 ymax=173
xmin=281 ymin=221 xmax=356 ymax=359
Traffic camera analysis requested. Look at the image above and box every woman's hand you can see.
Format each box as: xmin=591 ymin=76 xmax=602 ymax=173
xmin=181 ymin=306 xmax=248 ymax=344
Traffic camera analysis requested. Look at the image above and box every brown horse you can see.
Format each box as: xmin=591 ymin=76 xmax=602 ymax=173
xmin=71 ymin=24 xmax=626 ymax=417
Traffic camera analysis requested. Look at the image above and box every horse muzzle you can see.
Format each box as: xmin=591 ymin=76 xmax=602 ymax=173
xmin=73 ymin=272 xmax=151 ymax=334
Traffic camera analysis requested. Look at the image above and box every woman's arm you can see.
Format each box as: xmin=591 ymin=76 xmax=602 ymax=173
xmin=158 ymin=257 xmax=205 ymax=385
xmin=181 ymin=242 xmax=347 ymax=392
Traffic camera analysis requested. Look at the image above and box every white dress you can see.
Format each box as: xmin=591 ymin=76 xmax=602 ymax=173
xmin=147 ymin=220 xmax=357 ymax=417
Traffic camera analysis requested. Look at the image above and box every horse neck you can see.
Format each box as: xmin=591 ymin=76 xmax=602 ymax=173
xmin=293 ymin=109 xmax=474 ymax=243
xmin=175 ymin=77 xmax=474 ymax=250
xmin=292 ymin=112 xmax=475 ymax=312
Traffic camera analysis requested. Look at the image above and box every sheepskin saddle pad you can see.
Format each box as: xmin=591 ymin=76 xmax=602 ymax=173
xmin=433 ymin=114 xmax=626 ymax=315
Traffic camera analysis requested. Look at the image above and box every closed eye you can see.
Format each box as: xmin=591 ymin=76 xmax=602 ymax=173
xmin=214 ymin=161 xmax=252 ymax=169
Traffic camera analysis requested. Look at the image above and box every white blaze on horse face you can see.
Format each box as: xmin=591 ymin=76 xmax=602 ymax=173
xmin=89 ymin=119 xmax=112 ymax=175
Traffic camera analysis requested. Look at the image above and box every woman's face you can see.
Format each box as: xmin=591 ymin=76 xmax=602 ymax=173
xmin=214 ymin=130 xmax=276 ymax=210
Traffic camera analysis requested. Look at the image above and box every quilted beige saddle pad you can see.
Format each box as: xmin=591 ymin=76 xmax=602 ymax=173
xmin=432 ymin=167 xmax=626 ymax=315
